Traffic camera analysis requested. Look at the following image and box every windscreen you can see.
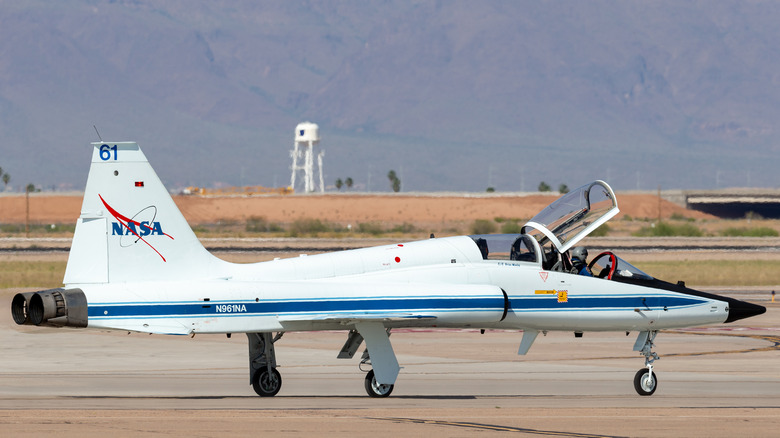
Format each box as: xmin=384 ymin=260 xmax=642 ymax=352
xmin=613 ymin=257 xmax=654 ymax=281
xmin=590 ymin=252 xmax=655 ymax=281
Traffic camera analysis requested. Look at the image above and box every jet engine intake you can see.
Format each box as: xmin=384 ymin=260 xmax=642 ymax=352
xmin=11 ymin=288 xmax=87 ymax=328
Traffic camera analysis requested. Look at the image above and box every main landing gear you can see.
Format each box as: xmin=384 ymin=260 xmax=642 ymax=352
xmin=247 ymin=327 xmax=399 ymax=398
xmin=633 ymin=330 xmax=659 ymax=396
xmin=364 ymin=369 xmax=394 ymax=398
xmin=360 ymin=354 xmax=394 ymax=398
xmin=247 ymin=332 xmax=283 ymax=397
xmin=341 ymin=328 xmax=397 ymax=398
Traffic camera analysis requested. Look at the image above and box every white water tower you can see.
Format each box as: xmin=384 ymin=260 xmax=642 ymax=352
xmin=290 ymin=122 xmax=325 ymax=193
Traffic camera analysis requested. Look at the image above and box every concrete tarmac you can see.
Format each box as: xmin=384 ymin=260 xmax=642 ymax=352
xmin=2 ymin=288 xmax=780 ymax=437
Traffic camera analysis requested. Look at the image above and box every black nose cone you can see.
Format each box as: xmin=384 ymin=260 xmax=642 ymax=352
xmin=725 ymin=298 xmax=766 ymax=323
xmin=673 ymin=285 xmax=766 ymax=324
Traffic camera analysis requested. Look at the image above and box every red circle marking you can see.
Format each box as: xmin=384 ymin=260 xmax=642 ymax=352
xmin=395 ymin=256 xmax=401 ymax=263
xmin=397 ymin=244 xmax=404 ymax=247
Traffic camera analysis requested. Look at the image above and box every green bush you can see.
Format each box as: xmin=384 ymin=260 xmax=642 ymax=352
xmin=191 ymin=225 xmax=209 ymax=234
xmin=357 ymin=222 xmax=384 ymax=236
xmin=721 ymin=227 xmax=779 ymax=237
xmin=390 ymin=223 xmax=416 ymax=233
xmin=289 ymin=218 xmax=331 ymax=236
xmin=471 ymin=219 xmax=497 ymax=235
xmin=495 ymin=217 xmax=525 ymax=224
xmin=670 ymin=212 xmax=695 ymax=222
xmin=633 ymin=221 xmax=703 ymax=237
xmin=246 ymin=216 xmax=282 ymax=233
xmin=500 ymin=221 xmax=522 ymax=234
xmin=589 ymin=223 xmax=610 ymax=237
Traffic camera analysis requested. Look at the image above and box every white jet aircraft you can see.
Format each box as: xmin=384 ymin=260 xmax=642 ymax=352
xmin=12 ymin=142 xmax=765 ymax=397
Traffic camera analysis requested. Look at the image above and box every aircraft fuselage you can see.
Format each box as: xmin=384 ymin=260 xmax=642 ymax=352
xmin=53 ymin=236 xmax=728 ymax=335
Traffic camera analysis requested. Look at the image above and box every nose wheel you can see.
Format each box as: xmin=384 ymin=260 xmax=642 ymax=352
xmin=633 ymin=367 xmax=657 ymax=396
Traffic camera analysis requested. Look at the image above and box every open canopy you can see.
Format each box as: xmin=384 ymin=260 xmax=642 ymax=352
xmin=521 ymin=181 xmax=619 ymax=253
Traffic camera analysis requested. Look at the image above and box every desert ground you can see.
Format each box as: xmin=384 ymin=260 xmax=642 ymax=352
xmin=1 ymin=282 xmax=779 ymax=437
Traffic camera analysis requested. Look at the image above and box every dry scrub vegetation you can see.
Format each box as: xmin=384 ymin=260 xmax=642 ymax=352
xmin=633 ymin=260 xmax=780 ymax=287
xmin=0 ymin=261 xmax=67 ymax=289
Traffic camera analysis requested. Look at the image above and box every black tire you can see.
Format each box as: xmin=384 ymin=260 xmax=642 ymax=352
xmin=633 ymin=368 xmax=657 ymax=396
xmin=252 ymin=367 xmax=282 ymax=397
xmin=364 ymin=369 xmax=394 ymax=398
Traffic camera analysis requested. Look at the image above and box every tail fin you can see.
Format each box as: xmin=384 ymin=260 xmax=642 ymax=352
xmin=64 ymin=142 xmax=225 ymax=284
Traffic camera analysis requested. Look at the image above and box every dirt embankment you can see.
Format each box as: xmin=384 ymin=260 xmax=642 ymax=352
xmin=0 ymin=193 xmax=711 ymax=226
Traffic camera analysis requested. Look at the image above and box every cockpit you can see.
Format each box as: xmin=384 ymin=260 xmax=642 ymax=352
xmin=468 ymin=180 xmax=656 ymax=281
xmin=470 ymin=234 xmax=540 ymax=263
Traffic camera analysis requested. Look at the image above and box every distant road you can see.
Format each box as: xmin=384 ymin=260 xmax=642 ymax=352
xmin=680 ymin=188 xmax=780 ymax=218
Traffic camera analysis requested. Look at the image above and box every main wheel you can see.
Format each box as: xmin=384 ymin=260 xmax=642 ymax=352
xmin=633 ymin=368 xmax=657 ymax=396
xmin=364 ymin=369 xmax=394 ymax=398
xmin=252 ymin=367 xmax=282 ymax=397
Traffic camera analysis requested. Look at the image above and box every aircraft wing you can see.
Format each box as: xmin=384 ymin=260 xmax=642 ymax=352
xmin=263 ymin=281 xmax=507 ymax=328
xmin=278 ymin=313 xmax=437 ymax=323
xmin=100 ymin=319 xmax=192 ymax=336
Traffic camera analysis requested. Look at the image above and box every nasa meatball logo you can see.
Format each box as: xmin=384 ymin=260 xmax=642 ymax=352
xmin=99 ymin=194 xmax=174 ymax=261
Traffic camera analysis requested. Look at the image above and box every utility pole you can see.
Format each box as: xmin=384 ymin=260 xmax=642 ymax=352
xmin=25 ymin=185 xmax=30 ymax=238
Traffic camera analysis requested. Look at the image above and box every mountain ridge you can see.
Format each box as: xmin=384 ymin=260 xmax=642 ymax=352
xmin=0 ymin=1 xmax=778 ymax=192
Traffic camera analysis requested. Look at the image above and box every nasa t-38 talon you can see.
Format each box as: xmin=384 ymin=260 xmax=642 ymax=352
xmin=11 ymin=142 xmax=765 ymax=397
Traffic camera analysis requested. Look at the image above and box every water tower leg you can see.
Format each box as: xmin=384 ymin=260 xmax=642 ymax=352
xmin=290 ymin=141 xmax=300 ymax=190
xmin=305 ymin=141 xmax=314 ymax=193
xmin=317 ymin=151 xmax=325 ymax=193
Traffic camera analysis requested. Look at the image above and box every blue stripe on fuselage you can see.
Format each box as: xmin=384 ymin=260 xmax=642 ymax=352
xmin=86 ymin=295 xmax=708 ymax=319
xmin=88 ymin=297 xmax=504 ymax=318
xmin=509 ymin=295 xmax=708 ymax=311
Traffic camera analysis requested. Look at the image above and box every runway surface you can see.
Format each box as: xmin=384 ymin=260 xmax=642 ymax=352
xmin=2 ymin=288 xmax=779 ymax=437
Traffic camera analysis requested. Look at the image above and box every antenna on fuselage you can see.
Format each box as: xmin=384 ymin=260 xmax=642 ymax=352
xmin=93 ymin=125 xmax=103 ymax=142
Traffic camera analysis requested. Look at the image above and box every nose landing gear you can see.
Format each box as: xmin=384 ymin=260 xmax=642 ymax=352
xmin=633 ymin=330 xmax=659 ymax=396
xmin=634 ymin=367 xmax=657 ymax=396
